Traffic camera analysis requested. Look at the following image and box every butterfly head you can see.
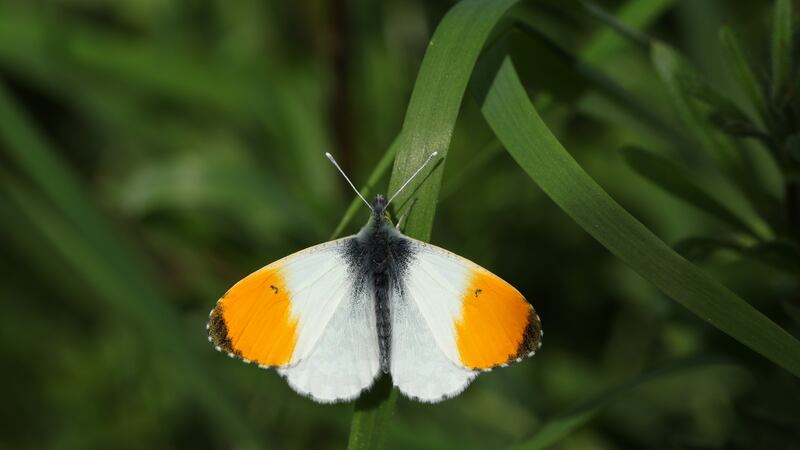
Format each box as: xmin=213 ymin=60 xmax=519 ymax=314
xmin=372 ymin=195 xmax=392 ymax=224
xmin=372 ymin=194 xmax=387 ymax=214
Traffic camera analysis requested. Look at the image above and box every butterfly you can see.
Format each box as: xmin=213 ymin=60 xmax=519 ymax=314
xmin=207 ymin=152 xmax=542 ymax=403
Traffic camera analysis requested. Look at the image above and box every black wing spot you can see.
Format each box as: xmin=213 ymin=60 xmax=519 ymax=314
xmin=514 ymin=308 xmax=542 ymax=359
xmin=270 ymin=285 xmax=279 ymax=294
xmin=474 ymin=288 xmax=482 ymax=298
xmin=208 ymin=305 xmax=240 ymax=357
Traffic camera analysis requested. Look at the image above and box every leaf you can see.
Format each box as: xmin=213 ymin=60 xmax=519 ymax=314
xmin=622 ymin=146 xmax=760 ymax=236
xmin=347 ymin=378 xmax=399 ymax=450
xmin=507 ymin=357 xmax=734 ymax=450
xmin=650 ymin=41 xmax=775 ymax=239
xmin=440 ymin=139 xmax=504 ymax=201
xmin=672 ymin=236 xmax=800 ymax=273
xmin=770 ymin=0 xmax=794 ymax=100
xmin=511 ymin=22 xmax=683 ymax=145
xmin=473 ymin=53 xmax=800 ymax=377
xmin=579 ymin=0 xmax=675 ymax=60
xmin=787 ymin=133 xmax=800 ymax=164
xmin=0 ymin=84 xmax=261 ymax=448
xmin=719 ymin=26 xmax=769 ymax=127
xmin=673 ymin=236 xmax=744 ymax=262
xmin=347 ymin=0 xmax=521 ymax=448
xmin=679 ymin=75 xmax=759 ymax=137
xmin=384 ymin=0 xmax=520 ymax=242
xmin=745 ymin=240 xmax=800 ymax=274
xmin=0 ymin=5 xmax=336 ymax=206
xmin=650 ymin=42 xmax=732 ymax=163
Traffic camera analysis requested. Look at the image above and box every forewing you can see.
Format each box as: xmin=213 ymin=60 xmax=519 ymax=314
xmin=207 ymin=237 xmax=381 ymax=402
xmin=400 ymin=238 xmax=542 ymax=371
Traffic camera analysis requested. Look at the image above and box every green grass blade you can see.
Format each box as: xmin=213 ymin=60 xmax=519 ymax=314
xmin=507 ymin=357 xmax=734 ymax=450
xmin=580 ymin=0 xmax=675 ymax=60
xmin=719 ymin=26 xmax=769 ymax=126
xmin=347 ymin=378 xmax=398 ymax=450
xmin=384 ymin=0 xmax=519 ymax=242
xmin=770 ymin=0 xmax=793 ymax=100
xmin=347 ymin=0 xmax=520 ymax=447
xmin=622 ymin=146 xmax=761 ymax=237
xmin=475 ymin=54 xmax=800 ymax=377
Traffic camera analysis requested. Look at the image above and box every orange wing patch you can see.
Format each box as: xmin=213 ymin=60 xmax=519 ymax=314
xmin=455 ymin=270 xmax=541 ymax=369
xmin=208 ymin=265 xmax=298 ymax=366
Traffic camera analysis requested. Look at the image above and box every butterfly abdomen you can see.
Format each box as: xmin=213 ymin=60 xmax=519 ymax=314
xmin=374 ymin=269 xmax=392 ymax=372
xmin=346 ymin=218 xmax=415 ymax=374
xmin=366 ymin=227 xmax=395 ymax=373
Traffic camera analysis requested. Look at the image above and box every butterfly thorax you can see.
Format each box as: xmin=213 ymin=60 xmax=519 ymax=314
xmin=345 ymin=195 xmax=414 ymax=373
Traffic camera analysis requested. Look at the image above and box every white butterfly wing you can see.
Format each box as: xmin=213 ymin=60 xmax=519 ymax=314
xmin=390 ymin=283 xmax=478 ymax=402
xmin=207 ymin=237 xmax=380 ymax=403
xmin=390 ymin=238 xmax=542 ymax=402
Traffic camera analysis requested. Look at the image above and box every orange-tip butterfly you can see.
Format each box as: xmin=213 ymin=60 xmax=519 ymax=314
xmin=207 ymin=152 xmax=542 ymax=403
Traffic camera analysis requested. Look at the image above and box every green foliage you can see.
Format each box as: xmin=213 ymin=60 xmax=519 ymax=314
xmin=2 ymin=0 xmax=800 ymax=449
xmin=621 ymin=146 xmax=759 ymax=236
xmin=507 ymin=357 xmax=736 ymax=450
xmin=474 ymin=53 xmax=800 ymax=377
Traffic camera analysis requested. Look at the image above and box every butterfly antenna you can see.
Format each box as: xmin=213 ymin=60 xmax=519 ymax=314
xmin=386 ymin=151 xmax=439 ymax=207
xmin=325 ymin=152 xmax=373 ymax=211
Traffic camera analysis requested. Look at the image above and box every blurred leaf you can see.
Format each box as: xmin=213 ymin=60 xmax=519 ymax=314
xmin=770 ymin=0 xmax=794 ymax=100
xmin=117 ymin=146 xmax=305 ymax=245
xmin=512 ymin=21 xmax=681 ymax=145
xmin=474 ymin=54 xmax=800 ymax=377
xmin=0 ymin=5 xmax=335 ymax=207
xmin=680 ymin=75 xmax=762 ymax=138
xmin=719 ymin=26 xmax=769 ymax=126
xmin=622 ymin=146 xmax=760 ymax=236
xmin=673 ymin=236 xmax=744 ymax=262
xmin=746 ymin=240 xmax=800 ymax=274
xmin=348 ymin=0 xmax=520 ymax=447
xmin=0 ymin=5 xmax=294 ymax=125
xmin=0 ymin=83 xmax=260 ymax=448
xmin=651 ymin=41 xmax=775 ymax=239
xmin=579 ymin=0 xmax=670 ymax=59
xmin=784 ymin=301 xmax=800 ymax=325
xmin=788 ymin=133 xmax=800 ymax=164
xmin=507 ymin=357 xmax=733 ymax=450
xmin=651 ymin=42 xmax=732 ymax=163
xmin=0 ymin=176 xmax=261 ymax=449
xmin=673 ymin=236 xmax=800 ymax=274
xmin=440 ymin=139 xmax=504 ymax=201
xmin=0 ymin=6 xmax=250 ymax=112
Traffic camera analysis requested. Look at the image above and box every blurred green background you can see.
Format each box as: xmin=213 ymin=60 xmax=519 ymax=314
xmin=2 ymin=0 xmax=799 ymax=449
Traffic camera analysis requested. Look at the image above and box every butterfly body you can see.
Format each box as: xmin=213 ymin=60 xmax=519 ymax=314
xmin=208 ymin=155 xmax=542 ymax=403
xmin=344 ymin=194 xmax=412 ymax=373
